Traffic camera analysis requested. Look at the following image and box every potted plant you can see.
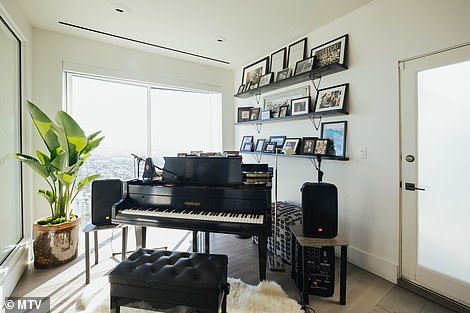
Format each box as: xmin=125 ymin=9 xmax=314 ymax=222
xmin=17 ymin=101 xmax=104 ymax=268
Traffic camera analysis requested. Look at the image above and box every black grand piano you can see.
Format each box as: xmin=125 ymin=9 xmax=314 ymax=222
xmin=112 ymin=156 xmax=272 ymax=281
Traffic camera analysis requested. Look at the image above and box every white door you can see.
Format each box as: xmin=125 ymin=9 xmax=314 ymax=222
xmin=400 ymin=44 xmax=470 ymax=307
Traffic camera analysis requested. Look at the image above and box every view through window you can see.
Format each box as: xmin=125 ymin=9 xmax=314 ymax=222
xmin=65 ymin=73 xmax=222 ymax=225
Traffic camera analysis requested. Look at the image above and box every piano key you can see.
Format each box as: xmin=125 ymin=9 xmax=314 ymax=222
xmin=120 ymin=207 xmax=264 ymax=224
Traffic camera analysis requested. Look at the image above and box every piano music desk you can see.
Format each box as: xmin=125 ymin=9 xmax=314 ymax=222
xmin=290 ymin=225 xmax=349 ymax=305
xmin=83 ymin=223 xmax=128 ymax=284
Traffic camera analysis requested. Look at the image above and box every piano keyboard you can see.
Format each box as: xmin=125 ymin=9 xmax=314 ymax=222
xmin=120 ymin=207 xmax=264 ymax=224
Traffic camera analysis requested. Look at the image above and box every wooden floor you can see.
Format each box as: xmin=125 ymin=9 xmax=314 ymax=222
xmin=11 ymin=227 xmax=456 ymax=313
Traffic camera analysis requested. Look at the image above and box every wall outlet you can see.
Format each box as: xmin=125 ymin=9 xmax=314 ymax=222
xmin=360 ymin=147 xmax=368 ymax=159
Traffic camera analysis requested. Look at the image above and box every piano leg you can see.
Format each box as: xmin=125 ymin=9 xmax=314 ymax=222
xmin=258 ymin=235 xmax=268 ymax=281
xmin=192 ymin=230 xmax=198 ymax=252
xmin=204 ymin=232 xmax=210 ymax=253
xmin=135 ymin=226 xmax=147 ymax=248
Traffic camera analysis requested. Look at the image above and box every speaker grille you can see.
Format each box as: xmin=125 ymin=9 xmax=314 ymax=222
xmin=91 ymin=179 xmax=123 ymax=226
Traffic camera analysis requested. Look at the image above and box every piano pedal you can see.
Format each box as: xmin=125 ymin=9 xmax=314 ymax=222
xmin=268 ymin=254 xmax=286 ymax=272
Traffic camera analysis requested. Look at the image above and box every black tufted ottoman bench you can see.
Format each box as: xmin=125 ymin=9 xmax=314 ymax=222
xmin=109 ymin=248 xmax=229 ymax=313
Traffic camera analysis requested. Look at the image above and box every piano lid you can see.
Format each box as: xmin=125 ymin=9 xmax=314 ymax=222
xmin=162 ymin=156 xmax=243 ymax=184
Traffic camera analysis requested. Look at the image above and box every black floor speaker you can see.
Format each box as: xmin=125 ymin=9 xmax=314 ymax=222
xmin=91 ymin=179 xmax=123 ymax=226
xmin=301 ymin=182 xmax=338 ymax=238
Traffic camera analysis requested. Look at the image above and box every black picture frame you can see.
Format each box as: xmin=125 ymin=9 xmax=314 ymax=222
xmin=237 ymin=107 xmax=253 ymax=122
xmin=250 ymin=107 xmax=260 ymax=121
xmin=263 ymin=142 xmax=276 ymax=153
xmin=287 ymin=37 xmax=307 ymax=71
xmin=320 ymin=121 xmax=347 ymax=157
xmin=268 ymin=135 xmax=286 ymax=149
xmin=301 ymin=137 xmax=318 ymax=155
xmin=291 ymin=96 xmax=310 ymax=115
xmin=237 ymin=84 xmax=245 ymax=94
xmin=275 ymin=68 xmax=291 ymax=82
xmin=310 ymin=34 xmax=348 ymax=68
xmin=240 ymin=135 xmax=254 ymax=152
xmin=255 ymin=139 xmax=266 ymax=152
xmin=244 ymin=81 xmax=252 ymax=92
xmin=241 ymin=56 xmax=269 ymax=86
xmin=270 ymin=47 xmax=287 ymax=76
xmin=279 ymin=105 xmax=289 ymax=117
xmin=282 ymin=138 xmax=301 ymax=155
xmin=314 ymin=83 xmax=348 ymax=113
xmin=294 ymin=56 xmax=316 ymax=75
xmin=258 ymin=73 xmax=273 ymax=87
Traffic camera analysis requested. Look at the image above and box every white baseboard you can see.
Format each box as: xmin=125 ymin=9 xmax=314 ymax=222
xmin=341 ymin=245 xmax=398 ymax=284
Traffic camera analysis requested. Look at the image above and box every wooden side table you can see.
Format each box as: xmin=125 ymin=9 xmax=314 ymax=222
xmin=290 ymin=224 xmax=349 ymax=305
xmin=83 ymin=223 xmax=128 ymax=284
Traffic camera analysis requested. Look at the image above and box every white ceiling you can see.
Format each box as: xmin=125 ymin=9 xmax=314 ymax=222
xmin=17 ymin=0 xmax=372 ymax=69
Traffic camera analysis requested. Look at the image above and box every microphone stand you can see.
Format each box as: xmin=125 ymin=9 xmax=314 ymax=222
xmin=269 ymin=147 xmax=285 ymax=271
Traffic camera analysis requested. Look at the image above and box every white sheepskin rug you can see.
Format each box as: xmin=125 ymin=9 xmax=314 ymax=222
xmin=76 ymin=277 xmax=304 ymax=313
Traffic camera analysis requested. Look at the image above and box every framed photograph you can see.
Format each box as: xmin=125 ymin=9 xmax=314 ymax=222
xmin=237 ymin=106 xmax=253 ymax=122
xmin=291 ymin=96 xmax=310 ymax=115
xmin=275 ymin=68 xmax=291 ymax=81
xmin=294 ymin=56 xmax=315 ymax=75
xmin=268 ymin=135 xmax=286 ymax=149
xmin=250 ymin=82 xmax=259 ymax=90
xmin=261 ymin=110 xmax=271 ymax=120
xmin=255 ymin=139 xmax=266 ymax=152
xmin=250 ymin=107 xmax=260 ymax=121
xmin=314 ymin=139 xmax=330 ymax=155
xmin=301 ymin=137 xmax=318 ymax=155
xmin=242 ymin=57 xmax=269 ymax=86
xmin=241 ymin=142 xmax=253 ymax=152
xmin=282 ymin=138 xmax=301 ymax=155
xmin=314 ymin=83 xmax=348 ymax=113
xmin=258 ymin=73 xmax=273 ymax=87
xmin=263 ymin=142 xmax=277 ymax=153
xmin=237 ymin=84 xmax=245 ymax=94
xmin=263 ymin=86 xmax=309 ymax=117
xmin=310 ymin=34 xmax=348 ymax=68
xmin=321 ymin=121 xmax=347 ymax=157
xmin=279 ymin=105 xmax=288 ymax=117
xmin=287 ymin=37 xmax=307 ymax=71
xmin=270 ymin=47 xmax=287 ymax=75
xmin=239 ymin=135 xmax=254 ymax=151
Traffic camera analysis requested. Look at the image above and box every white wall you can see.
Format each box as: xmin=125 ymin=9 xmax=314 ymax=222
xmin=0 ymin=0 xmax=33 ymax=302
xmin=31 ymin=29 xmax=234 ymax=220
xmin=234 ymin=0 xmax=470 ymax=283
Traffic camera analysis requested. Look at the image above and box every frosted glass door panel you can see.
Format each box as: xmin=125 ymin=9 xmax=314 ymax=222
xmin=417 ymin=61 xmax=470 ymax=284
xmin=0 ymin=17 xmax=22 ymax=264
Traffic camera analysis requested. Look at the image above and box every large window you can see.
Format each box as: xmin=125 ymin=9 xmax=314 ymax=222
xmin=0 ymin=16 xmax=22 ymax=264
xmin=65 ymin=73 xmax=222 ymax=223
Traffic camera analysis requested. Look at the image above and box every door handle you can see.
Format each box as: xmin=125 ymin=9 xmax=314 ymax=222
xmin=404 ymin=182 xmax=425 ymax=191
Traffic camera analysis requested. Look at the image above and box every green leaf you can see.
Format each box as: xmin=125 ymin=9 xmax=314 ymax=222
xmin=82 ymin=136 xmax=104 ymax=154
xmin=56 ymin=110 xmax=87 ymax=150
xmin=56 ymin=171 xmax=76 ymax=186
xmin=87 ymin=131 xmax=101 ymax=142
xmin=77 ymin=174 xmax=101 ymax=192
xmin=39 ymin=189 xmax=55 ymax=205
xmin=16 ymin=153 xmax=49 ymax=178
xmin=50 ymin=150 xmax=66 ymax=171
xmin=26 ymin=101 xmax=60 ymax=157
xmin=36 ymin=150 xmax=50 ymax=165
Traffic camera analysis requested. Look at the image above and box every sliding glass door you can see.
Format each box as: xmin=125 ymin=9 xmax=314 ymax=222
xmin=0 ymin=16 xmax=23 ymax=264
